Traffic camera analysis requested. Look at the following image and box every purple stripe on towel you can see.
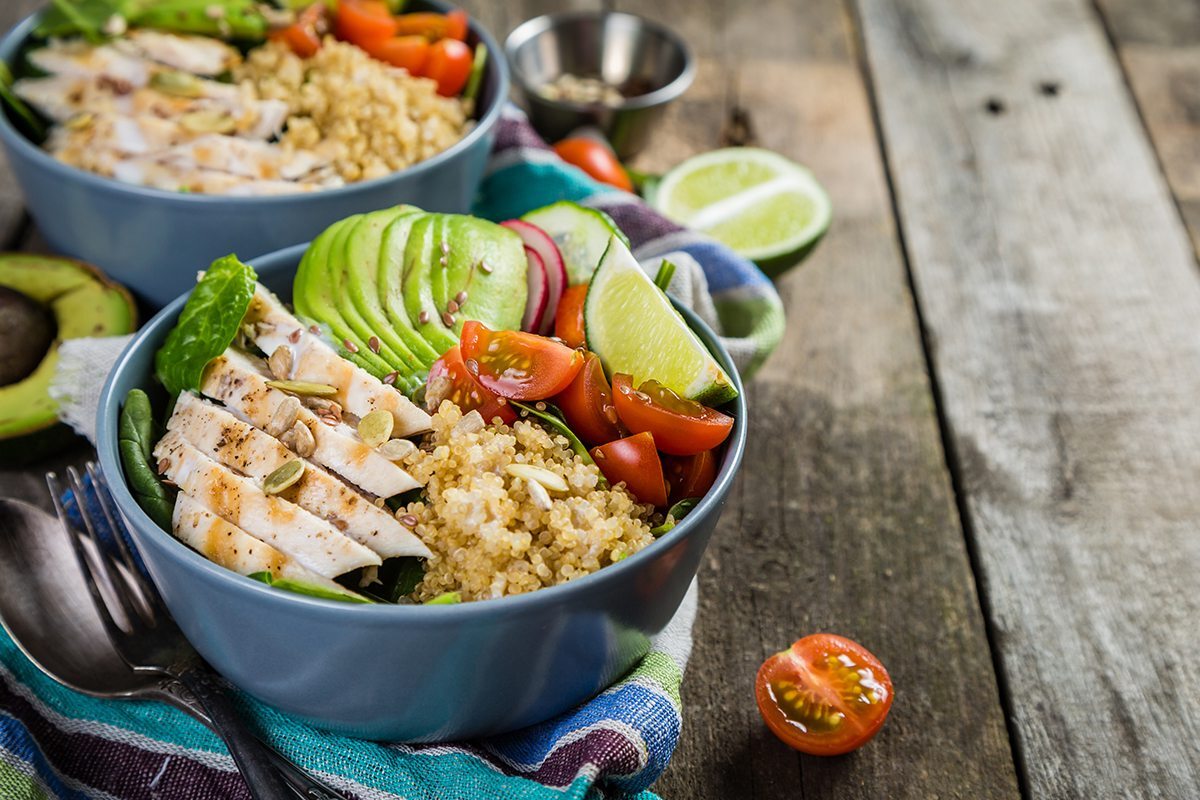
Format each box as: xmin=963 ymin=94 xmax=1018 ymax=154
xmin=0 ymin=673 xmax=251 ymax=800
xmin=525 ymin=727 xmax=643 ymax=787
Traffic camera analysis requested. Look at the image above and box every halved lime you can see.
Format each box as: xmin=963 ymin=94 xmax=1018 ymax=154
xmin=585 ymin=237 xmax=737 ymax=405
xmin=653 ymin=148 xmax=831 ymax=278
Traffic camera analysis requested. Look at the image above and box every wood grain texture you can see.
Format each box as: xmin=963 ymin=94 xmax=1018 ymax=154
xmin=856 ymin=0 xmax=1200 ymax=795
xmin=0 ymin=0 xmax=41 ymax=248
xmin=616 ymin=1 xmax=1020 ymax=797
xmin=1092 ymin=0 xmax=1200 ymax=255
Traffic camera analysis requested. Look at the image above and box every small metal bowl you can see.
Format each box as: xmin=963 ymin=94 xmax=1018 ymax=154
xmin=505 ymin=11 xmax=694 ymax=158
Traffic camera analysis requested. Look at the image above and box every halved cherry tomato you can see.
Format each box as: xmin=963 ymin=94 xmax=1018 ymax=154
xmin=393 ymin=10 xmax=466 ymax=40
xmin=663 ymin=449 xmax=717 ymax=504
xmin=360 ymin=34 xmax=429 ymax=73
xmin=335 ymin=0 xmax=397 ymax=46
xmin=555 ymin=352 xmax=625 ymax=446
xmin=460 ymin=321 xmax=584 ymax=400
xmin=552 ymin=138 xmax=633 ymax=192
xmin=756 ymin=634 xmax=893 ymax=756
xmin=424 ymin=38 xmax=473 ymax=96
xmin=590 ymin=432 xmax=668 ymax=506
xmin=269 ymin=3 xmax=325 ymax=58
xmin=426 ymin=345 xmax=517 ymax=425
xmin=611 ymin=374 xmax=734 ymax=456
xmin=554 ymin=283 xmax=588 ymax=349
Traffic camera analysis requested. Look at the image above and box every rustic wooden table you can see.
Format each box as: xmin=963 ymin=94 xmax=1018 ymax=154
xmin=4 ymin=0 xmax=1200 ymax=797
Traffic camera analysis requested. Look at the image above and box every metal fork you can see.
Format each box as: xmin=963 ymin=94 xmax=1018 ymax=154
xmin=47 ymin=463 xmax=312 ymax=800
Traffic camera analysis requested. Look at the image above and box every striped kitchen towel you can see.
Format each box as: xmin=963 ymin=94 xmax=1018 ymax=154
xmin=0 ymin=106 xmax=781 ymax=800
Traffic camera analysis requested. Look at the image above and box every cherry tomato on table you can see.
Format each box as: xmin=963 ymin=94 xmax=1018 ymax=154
xmin=663 ymin=449 xmax=718 ymax=504
xmin=459 ymin=321 xmax=584 ymax=401
xmin=426 ymin=344 xmax=517 ymax=425
xmin=360 ymin=34 xmax=429 ymax=73
xmin=590 ymin=432 xmax=668 ymax=506
xmin=554 ymin=283 xmax=589 ymax=349
xmin=611 ymin=374 xmax=734 ymax=456
xmin=755 ymin=634 xmax=893 ymax=756
xmin=269 ymin=3 xmax=326 ymax=58
xmin=552 ymin=138 xmax=633 ymax=192
xmin=334 ymin=0 xmax=397 ymax=45
xmin=555 ymin=352 xmax=625 ymax=446
xmin=424 ymin=38 xmax=473 ymax=96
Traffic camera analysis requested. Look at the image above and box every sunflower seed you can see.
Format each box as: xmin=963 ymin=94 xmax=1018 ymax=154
xmin=266 ymin=395 xmax=301 ymax=437
xmin=290 ymin=420 xmax=316 ymax=457
xmin=522 ymin=477 xmax=553 ymax=510
xmin=268 ymin=346 xmax=293 ymax=380
xmin=505 ymin=463 xmax=569 ymax=493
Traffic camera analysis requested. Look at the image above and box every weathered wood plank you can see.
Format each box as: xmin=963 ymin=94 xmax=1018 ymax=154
xmin=618 ymin=1 xmax=1019 ymax=797
xmin=0 ymin=0 xmax=41 ymax=248
xmin=856 ymin=0 xmax=1200 ymax=795
xmin=1092 ymin=0 xmax=1200 ymax=256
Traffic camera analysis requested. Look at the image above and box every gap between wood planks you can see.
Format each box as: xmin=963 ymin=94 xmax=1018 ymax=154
xmin=842 ymin=3 xmax=1033 ymax=799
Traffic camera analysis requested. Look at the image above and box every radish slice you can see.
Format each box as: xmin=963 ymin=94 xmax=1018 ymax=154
xmin=520 ymin=245 xmax=549 ymax=332
xmin=502 ymin=219 xmax=566 ymax=334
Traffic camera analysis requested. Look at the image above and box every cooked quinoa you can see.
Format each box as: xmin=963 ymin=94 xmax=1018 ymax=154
xmin=237 ymin=38 xmax=470 ymax=183
xmin=401 ymin=402 xmax=656 ymax=602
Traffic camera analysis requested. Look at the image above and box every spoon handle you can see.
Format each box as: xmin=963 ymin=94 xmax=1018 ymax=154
xmin=178 ymin=665 xmax=295 ymax=800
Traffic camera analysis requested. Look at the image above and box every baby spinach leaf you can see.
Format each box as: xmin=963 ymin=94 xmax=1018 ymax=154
xmin=155 ymin=254 xmax=256 ymax=397
xmin=248 ymin=571 xmax=373 ymax=604
xmin=370 ymin=556 xmax=425 ymax=603
xmin=118 ymin=388 xmax=175 ymax=531
xmin=650 ymin=497 xmax=701 ymax=537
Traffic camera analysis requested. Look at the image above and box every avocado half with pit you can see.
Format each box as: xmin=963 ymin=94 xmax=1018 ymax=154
xmin=0 ymin=254 xmax=136 ymax=463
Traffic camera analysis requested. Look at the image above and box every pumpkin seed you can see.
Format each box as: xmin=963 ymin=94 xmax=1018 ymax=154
xmin=505 ymin=463 xmax=569 ymax=493
xmin=264 ymin=460 xmax=304 ymax=494
xmin=266 ymin=380 xmax=338 ymax=397
xmin=268 ymin=345 xmax=293 ymax=380
xmin=180 ymin=110 xmax=236 ymax=134
xmin=358 ymin=409 xmax=394 ymax=447
xmin=150 ymin=70 xmax=205 ymax=98
xmin=378 ymin=438 xmax=416 ymax=461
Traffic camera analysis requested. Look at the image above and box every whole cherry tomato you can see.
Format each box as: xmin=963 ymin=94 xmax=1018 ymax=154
xmin=552 ymin=138 xmax=633 ymax=191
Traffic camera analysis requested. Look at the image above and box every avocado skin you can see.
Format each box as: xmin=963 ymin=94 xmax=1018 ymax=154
xmin=0 ymin=254 xmax=136 ymax=461
xmin=0 ymin=285 xmax=54 ymax=386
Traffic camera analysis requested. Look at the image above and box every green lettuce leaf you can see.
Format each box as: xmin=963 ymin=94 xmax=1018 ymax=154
xmin=117 ymin=388 xmax=175 ymax=531
xmin=155 ymin=254 xmax=255 ymax=397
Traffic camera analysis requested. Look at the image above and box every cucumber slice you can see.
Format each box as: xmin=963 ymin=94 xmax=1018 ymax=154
xmin=585 ymin=237 xmax=737 ymax=405
xmin=521 ymin=201 xmax=630 ymax=285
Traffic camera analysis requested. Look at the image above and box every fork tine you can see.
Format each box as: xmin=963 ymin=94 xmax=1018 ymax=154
xmin=87 ymin=462 xmax=166 ymax=617
xmin=46 ymin=471 xmax=132 ymax=646
xmin=64 ymin=465 xmax=150 ymax=630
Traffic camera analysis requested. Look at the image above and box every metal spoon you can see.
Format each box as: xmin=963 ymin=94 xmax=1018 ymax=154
xmin=0 ymin=498 xmax=346 ymax=800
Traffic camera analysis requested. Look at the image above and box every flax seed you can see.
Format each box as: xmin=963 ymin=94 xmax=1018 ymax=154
xmin=418 ymin=310 xmax=430 ymax=325
xmin=455 ymin=290 xmax=468 ymax=305
xmin=368 ymin=335 xmax=381 ymax=354
xmin=447 ymin=300 xmax=459 ymax=314
xmin=383 ymin=371 xmax=398 ymax=385
xmin=442 ymin=312 xmax=455 ymax=327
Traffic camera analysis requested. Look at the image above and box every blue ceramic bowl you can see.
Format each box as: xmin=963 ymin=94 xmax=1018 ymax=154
xmin=0 ymin=2 xmax=508 ymax=308
xmin=95 ymin=246 xmax=747 ymax=741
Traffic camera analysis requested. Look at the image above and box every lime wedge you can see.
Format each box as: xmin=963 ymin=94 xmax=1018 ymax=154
xmin=653 ymin=147 xmax=831 ymax=277
xmin=585 ymin=237 xmax=737 ymax=405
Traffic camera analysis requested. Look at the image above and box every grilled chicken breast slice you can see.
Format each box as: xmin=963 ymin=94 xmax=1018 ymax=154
xmin=115 ymin=30 xmax=241 ymax=76
xmin=154 ymin=432 xmax=381 ymax=578
xmin=201 ymin=349 xmax=421 ymax=498
xmin=246 ymin=286 xmax=433 ymax=437
xmin=169 ymin=393 xmax=430 ymax=559
xmin=173 ymin=494 xmax=352 ymax=591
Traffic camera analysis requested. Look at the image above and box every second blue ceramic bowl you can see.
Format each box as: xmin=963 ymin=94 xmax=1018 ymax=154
xmin=0 ymin=1 xmax=508 ymax=308
xmin=95 ymin=246 xmax=747 ymax=741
